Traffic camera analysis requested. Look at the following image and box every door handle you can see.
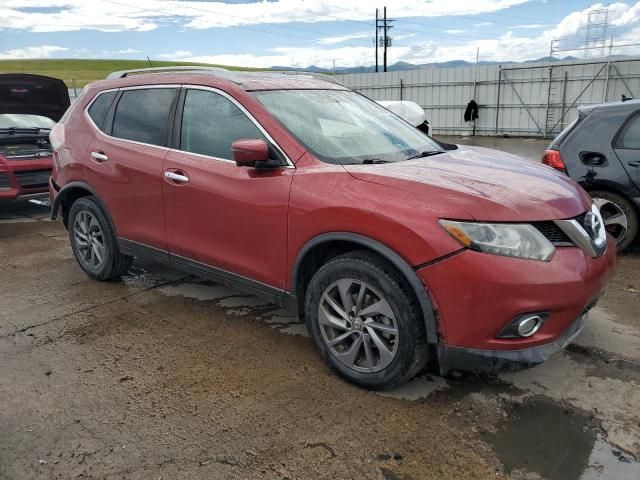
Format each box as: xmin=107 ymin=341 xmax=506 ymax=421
xmin=164 ymin=171 xmax=189 ymax=183
xmin=91 ymin=151 xmax=108 ymax=162
xmin=628 ymin=161 xmax=640 ymax=167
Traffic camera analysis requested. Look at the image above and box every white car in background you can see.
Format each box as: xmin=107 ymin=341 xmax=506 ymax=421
xmin=377 ymin=100 xmax=432 ymax=136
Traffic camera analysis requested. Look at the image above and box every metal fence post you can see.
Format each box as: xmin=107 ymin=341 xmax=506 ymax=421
xmin=494 ymin=67 xmax=502 ymax=136
xmin=544 ymin=65 xmax=553 ymax=137
xmin=400 ymin=78 xmax=403 ymax=101
xmin=560 ymin=71 xmax=568 ymax=129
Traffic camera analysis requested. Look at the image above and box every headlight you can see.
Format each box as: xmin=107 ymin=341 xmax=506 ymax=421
xmin=439 ymin=220 xmax=555 ymax=261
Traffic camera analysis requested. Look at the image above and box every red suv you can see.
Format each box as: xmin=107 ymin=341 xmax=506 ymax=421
xmin=50 ymin=67 xmax=616 ymax=389
xmin=0 ymin=74 xmax=70 ymax=203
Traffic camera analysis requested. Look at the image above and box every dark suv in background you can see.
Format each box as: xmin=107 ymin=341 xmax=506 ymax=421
xmin=543 ymin=99 xmax=640 ymax=250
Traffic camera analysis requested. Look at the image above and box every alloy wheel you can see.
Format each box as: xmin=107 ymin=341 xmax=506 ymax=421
xmin=73 ymin=210 xmax=106 ymax=268
xmin=593 ymin=197 xmax=628 ymax=246
xmin=318 ymin=279 xmax=399 ymax=373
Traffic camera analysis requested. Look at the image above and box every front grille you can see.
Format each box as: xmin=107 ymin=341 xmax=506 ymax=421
xmin=0 ymin=173 xmax=11 ymax=190
xmin=574 ymin=212 xmax=587 ymax=227
xmin=534 ymin=211 xmax=589 ymax=246
xmin=14 ymin=169 xmax=51 ymax=189
xmin=533 ymin=221 xmax=572 ymax=245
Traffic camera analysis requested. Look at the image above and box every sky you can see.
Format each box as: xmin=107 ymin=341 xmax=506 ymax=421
xmin=2 ymin=1 xmax=640 ymax=68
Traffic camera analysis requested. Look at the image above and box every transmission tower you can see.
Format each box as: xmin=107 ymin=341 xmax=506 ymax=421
xmin=583 ymin=7 xmax=611 ymax=58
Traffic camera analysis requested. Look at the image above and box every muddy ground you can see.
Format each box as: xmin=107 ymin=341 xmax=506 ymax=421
xmin=1 ymin=136 xmax=639 ymax=480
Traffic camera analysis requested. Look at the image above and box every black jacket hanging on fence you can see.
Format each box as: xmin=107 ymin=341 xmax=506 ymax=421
xmin=464 ymin=100 xmax=479 ymax=122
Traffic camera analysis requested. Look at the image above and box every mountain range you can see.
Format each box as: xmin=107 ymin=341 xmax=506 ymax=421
xmin=272 ymin=56 xmax=582 ymax=74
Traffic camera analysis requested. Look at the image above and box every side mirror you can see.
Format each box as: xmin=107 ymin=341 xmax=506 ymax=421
xmin=231 ymin=139 xmax=269 ymax=167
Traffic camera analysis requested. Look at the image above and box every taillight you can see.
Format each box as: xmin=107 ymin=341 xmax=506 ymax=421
xmin=541 ymin=149 xmax=566 ymax=173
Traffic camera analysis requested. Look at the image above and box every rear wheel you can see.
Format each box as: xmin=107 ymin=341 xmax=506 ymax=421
xmin=304 ymin=252 xmax=428 ymax=390
xmin=68 ymin=196 xmax=133 ymax=280
xmin=590 ymin=190 xmax=638 ymax=251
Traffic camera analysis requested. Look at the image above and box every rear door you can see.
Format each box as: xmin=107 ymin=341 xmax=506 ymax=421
xmin=162 ymin=87 xmax=294 ymax=290
xmin=613 ymin=109 xmax=640 ymax=191
xmin=85 ymin=86 xmax=178 ymax=250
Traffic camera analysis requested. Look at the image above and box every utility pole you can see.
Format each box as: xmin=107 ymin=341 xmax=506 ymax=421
xmin=382 ymin=6 xmax=394 ymax=72
xmin=375 ymin=8 xmax=379 ymax=73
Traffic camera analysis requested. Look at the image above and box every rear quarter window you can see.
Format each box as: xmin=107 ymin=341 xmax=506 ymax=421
xmin=615 ymin=110 xmax=640 ymax=149
xmin=111 ymin=88 xmax=177 ymax=147
xmin=87 ymin=91 xmax=117 ymax=131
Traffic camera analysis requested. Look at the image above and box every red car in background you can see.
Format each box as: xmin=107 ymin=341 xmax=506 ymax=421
xmin=0 ymin=74 xmax=70 ymax=203
xmin=49 ymin=67 xmax=616 ymax=389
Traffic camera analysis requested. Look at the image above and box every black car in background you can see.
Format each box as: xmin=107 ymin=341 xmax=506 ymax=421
xmin=543 ymin=99 xmax=640 ymax=250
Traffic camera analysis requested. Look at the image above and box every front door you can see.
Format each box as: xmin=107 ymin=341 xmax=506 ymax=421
xmin=162 ymin=87 xmax=294 ymax=290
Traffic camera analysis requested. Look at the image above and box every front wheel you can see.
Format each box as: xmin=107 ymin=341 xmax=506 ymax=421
xmin=304 ymin=252 xmax=428 ymax=390
xmin=591 ymin=190 xmax=638 ymax=251
xmin=68 ymin=196 xmax=133 ymax=281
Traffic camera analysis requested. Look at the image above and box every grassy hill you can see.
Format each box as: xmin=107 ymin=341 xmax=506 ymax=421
xmin=0 ymin=59 xmax=266 ymax=87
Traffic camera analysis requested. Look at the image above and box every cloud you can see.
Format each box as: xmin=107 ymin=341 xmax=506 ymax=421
xmin=0 ymin=45 xmax=69 ymax=59
xmin=1 ymin=0 xmax=528 ymax=32
xmin=318 ymin=31 xmax=370 ymax=45
xmin=157 ymin=50 xmax=193 ymax=59
xmin=510 ymin=24 xmax=549 ymax=29
xmin=445 ymin=29 xmax=464 ymax=34
xmin=183 ymin=2 xmax=640 ymax=68
xmin=473 ymin=22 xmax=494 ymax=27
xmin=114 ymin=48 xmax=142 ymax=54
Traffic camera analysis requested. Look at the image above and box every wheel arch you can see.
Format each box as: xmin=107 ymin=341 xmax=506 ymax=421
xmin=51 ymin=181 xmax=116 ymax=232
xmin=290 ymin=232 xmax=439 ymax=345
xmin=582 ymin=181 xmax=640 ymax=220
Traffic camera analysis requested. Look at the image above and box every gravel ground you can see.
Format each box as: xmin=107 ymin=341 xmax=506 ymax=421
xmin=1 ymin=137 xmax=639 ymax=479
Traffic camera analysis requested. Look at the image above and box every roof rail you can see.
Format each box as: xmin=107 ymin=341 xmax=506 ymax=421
xmin=106 ymin=66 xmax=344 ymax=86
xmin=266 ymin=70 xmax=344 ymax=86
xmin=106 ymin=66 xmax=240 ymax=82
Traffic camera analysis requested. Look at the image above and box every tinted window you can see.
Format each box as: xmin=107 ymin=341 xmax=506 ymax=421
xmin=88 ymin=91 xmax=116 ymax=131
xmin=618 ymin=111 xmax=640 ymax=149
xmin=180 ymin=89 xmax=266 ymax=159
xmin=112 ymin=88 xmax=177 ymax=146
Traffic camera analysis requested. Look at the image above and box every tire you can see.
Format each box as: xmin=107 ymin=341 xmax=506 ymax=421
xmin=590 ymin=190 xmax=638 ymax=251
xmin=68 ymin=196 xmax=133 ymax=281
xmin=304 ymin=251 xmax=428 ymax=390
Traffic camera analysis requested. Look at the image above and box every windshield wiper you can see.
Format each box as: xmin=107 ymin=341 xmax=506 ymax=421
xmin=406 ymin=150 xmax=444 ymax=160
xmin=361 ymin=159 xmax=391 ymax=164
xmin=0 ymin=127 xmax=52 ymax=135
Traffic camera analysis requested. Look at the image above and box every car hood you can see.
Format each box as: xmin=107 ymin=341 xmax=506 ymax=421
xmin=343 ymin=146 xmax=592 ymax=221
xmin=0 ymin=74 xmax=70 ymax=122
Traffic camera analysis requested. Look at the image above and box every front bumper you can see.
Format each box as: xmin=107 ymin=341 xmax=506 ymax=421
xmin=438 ymin=310 xmax=588 ymax=373
xmin=0 ymin=156 xmax=52 ymax=202
xmin=418 ymin=239 xmax=617 ymax=372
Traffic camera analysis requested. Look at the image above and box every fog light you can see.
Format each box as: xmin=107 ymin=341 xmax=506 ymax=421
xmin=497 ymin=312 xmax=548 ymax=339
xmin=516 ymin=315 xmax=543 ymax=337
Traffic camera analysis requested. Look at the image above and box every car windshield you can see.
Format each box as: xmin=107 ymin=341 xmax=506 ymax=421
xmin=0 ymin=114 xmax=55 ymax=130
xmin=253 ymin=89 xmax=441 ymax=164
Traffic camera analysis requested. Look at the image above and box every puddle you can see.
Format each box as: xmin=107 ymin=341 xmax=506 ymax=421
xmin=158 ymin=282 xmax=237 ymax=301
xmin=376 ymin=374 xmax=449 ymax=401
xmin=278 ymin=323 xmax=310 ymax=337
xmin=484 ymin=398 xmax=640 ymax=480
